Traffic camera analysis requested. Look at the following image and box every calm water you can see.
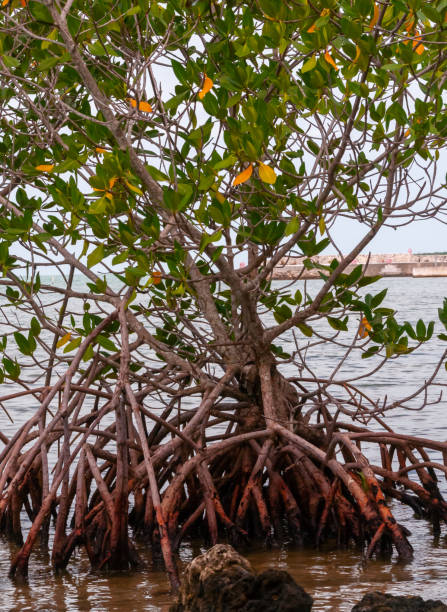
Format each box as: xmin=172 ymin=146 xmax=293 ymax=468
xmin=1 ymin=277 xmax=447 ymax=611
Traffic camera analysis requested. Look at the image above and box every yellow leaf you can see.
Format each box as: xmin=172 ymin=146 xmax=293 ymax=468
xmin=307 ymin=23 xmax=317 ymax=33
xmin=95 ymin=147 xmax=107 ymax=154
xmin=232 ymin=164 xmax=253 ymax=186
xmin=105 ymin=192 xmax=113 ymax=201
xmin=404 ymin=128 xmax=411 ymax=137
xmin=369 ymin=2 xmax=379 ymax=30
xmin=318 ymin=216 xmax=325 ymax=235
xmin=128 ymin=98 xmax=153 ymax=112
xmin=56 ymin=332 xmax=71 ymax=348
xmin=354 ymin=45 xmax=361 ymax=63
xmin=198 ymin=74 xmax=213 ymax=100
xmin=35 ymin=164 xmax=54 ymax=172
xmin=1 ymin=0 xmax=10 ymax=6
xmin=324 ymin=50 xmax=338 ymax=71
xmin=108 ymin=177 xmax=118 ymax=189
xmin=358 ymin=316 xmax=372 ymax=339
xmin=125 ymin=180 xmax=143 ymax=195
xmin=258 ymin=162 xmax=277 ymax=185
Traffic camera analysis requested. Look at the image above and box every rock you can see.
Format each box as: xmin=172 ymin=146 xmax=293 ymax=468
xmin=169 ymin=544 xmax=313 ymax=612
xmin=169 ymin=544 xmax=255 ymax=612
xmin=244 ymin=569 xmax=314 ymax=612
xmin=351 ymin=591 xmax=447 ymax=611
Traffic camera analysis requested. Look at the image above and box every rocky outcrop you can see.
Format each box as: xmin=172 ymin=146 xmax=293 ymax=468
xmin=351 ymin=591 xmax=447 ymax=611
xmin=169 ymin=544 xmax=313 ymax=612
xmin=169 ymin=545 xmax=447 ymax=612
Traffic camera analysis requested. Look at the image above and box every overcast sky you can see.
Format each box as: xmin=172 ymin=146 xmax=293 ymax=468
xmin=330 ymin=215 xmax=446 ymax=255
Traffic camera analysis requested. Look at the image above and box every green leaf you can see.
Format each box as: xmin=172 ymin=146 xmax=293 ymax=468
xmin=125 ymin=5 xmax=141 ymax=16
xmin=89 ymin=196 xmax=108 ymax=215
xmin=345 ymin=265 xmax=363 ymax=285
xmin=41 ymin=28 xmax=58 ymax=50
xmin=96 ymin=335 xmax=118 ymax=352
xmin=125 ymin=266 xmax=146 ymax=286
xmin=82 ymin=344 xmax=95 ymax=362
xmin=14 ymin=332 xmax=31 ymax=356
xmin=198 ymin=174 xmax=215 ymax=191
xmin=371 ymin=288 xmax=387 ymax=308
xmin=296 ymin=322 xmax=313 ymax=337
xmin=163 ymin=185 xmax=193 ymax=212
xmin=358 ymin=275 xmax=381 ymax=288
xmin=285 ymin=216 xmax=300 ymax=236
xmin=63 ymin=337 xmax=82 ymax=353
xmin=213 ymin=154 xmax=237 ymax=170
xmin=146 ymin=165 xmax=169 ymax=182
xmin=386 ymin=101 xmax=407 ymax=127
xmin=416 ymin=319 xmax=426 ymax=340
xmin=199 ymin=230 xmax=222 ymax=253
xmin=225 ymin=94 xmax=241 ymax=108
xmin=28 ymin=1 xmax=52 ymax=22
xmin=301 ymin=56 xmax=317 ymax=73
xmin=327 ymin=316 xmax=348 ymax=331
xmin=273 ymin=304 xmax=292 ymax=324
xmin=87 ymin=244 xmax=105 ymax=268
xmin=37 ymin=53 xmax=70 ymax=72
xmin=88 ymin=41 xmax=107 ymax=56
xmin=1 ymin=56 xmax=20 ymax=69
xmin=30 ymin=317 xmax=41 ymax=337
xmin=3 ymin=357 xmax=20 ymax=380
xmin=421 ymin=5 xmax=442 ymax=24
xmin=208 ymin=204 xmax=224 ymax=224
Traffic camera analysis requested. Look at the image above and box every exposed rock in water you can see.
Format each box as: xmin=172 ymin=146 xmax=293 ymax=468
xmin=351 ymin=591 xmax=447 ymax=611
xmin=169 ymin=544 xmax=313 ymax=612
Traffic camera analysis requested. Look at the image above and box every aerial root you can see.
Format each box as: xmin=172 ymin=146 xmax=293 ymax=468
xmin=4 ymin=397 xmax=447 ymax=588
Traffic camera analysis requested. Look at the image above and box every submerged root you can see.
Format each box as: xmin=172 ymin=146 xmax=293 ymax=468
xmin=1 ymin=367 xmax=447 ymax=590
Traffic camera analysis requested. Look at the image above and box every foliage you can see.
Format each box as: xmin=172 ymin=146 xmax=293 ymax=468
xmin=0 ymin=0 xmax=446 ymax=372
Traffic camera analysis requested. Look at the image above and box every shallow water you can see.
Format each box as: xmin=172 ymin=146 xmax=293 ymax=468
xmin=1 ymin=277 xmax=447 ymax=610
xmin=1 ymin=510 xmax=447 ymax=611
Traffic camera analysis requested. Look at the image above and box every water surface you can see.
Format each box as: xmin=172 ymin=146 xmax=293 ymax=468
xmin=1 ymin=277 xmax=447 ymax=610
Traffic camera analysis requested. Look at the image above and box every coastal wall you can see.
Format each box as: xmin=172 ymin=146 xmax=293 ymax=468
xmin=273 ymin=254 xmax=447 ymax=280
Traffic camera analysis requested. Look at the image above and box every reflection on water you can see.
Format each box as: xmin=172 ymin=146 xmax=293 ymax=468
xmin=0 ymin=538 xmax=174 ymax=612
xmin=2 ymin=504 xmax=447 ymax=611
xmin=246 ymin=503 xmax=447 ymax=609
xmin=1 ymin=278 xmax=447 ymax=610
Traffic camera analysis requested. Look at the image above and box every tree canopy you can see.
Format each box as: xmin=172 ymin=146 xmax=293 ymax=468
xmin=1 ymin=0 xmax=447 ymax=589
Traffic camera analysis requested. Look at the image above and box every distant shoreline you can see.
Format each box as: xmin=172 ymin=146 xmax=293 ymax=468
xmin=272 ymin=253 xmax=447 ymax=279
